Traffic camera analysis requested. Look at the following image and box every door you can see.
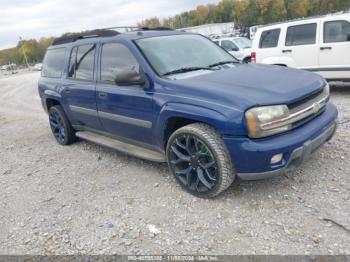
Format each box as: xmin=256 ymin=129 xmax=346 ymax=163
xmin=255 ymin=28 xmax=281 ymax=63
xmin=96 ymin=42 xmax=154 ymax=145
xmin=283 ymin=22 xmax=319 ymax=69
xmin=61 ymin=44 xmax=103 ymax=130
xmin=319 ymin=19 xmax=350 ymax=80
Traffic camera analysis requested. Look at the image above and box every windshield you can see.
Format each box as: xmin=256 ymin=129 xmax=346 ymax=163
xmin=136 ymin=34 xmax=238 ymax=76
xmin=232 ymin=38 xmax=252 ymax=49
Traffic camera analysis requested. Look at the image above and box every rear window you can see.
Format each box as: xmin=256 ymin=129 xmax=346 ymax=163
xmin=286 ymin=23 xmax=317 ymax=46
xmin=42 ymin=48 xmax=66 ymax=78
xmin=259 ymin=29 xmax=280 ymax=48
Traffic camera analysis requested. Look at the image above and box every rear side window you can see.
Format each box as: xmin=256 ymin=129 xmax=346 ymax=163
xmin=259 ymin=29 xmax=280 ymax=48
xmin=324 ymin=20 xmax=350 ymax=43
xmin=100 ymin=43 xmax=140 ymax=83
xmin=286 ymin=23 xmax=317 ymax=46
xmin=42 ymin=48 xmax=66 ymax=78
xmin=68 ymin=44 xmax=96 ymax=80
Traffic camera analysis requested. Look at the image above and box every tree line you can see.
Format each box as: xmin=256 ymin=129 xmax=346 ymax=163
xmin=0 ymin=37 xmax=54 ymax=66
xmin=1 ymin=0 xmax=349 ymax=65
xmin=138 ymin=0 xmax=350 ymax=28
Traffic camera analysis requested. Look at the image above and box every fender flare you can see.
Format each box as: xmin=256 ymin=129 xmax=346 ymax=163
xmin=43 ymin=90 xmax=62 ymax=112
xmin=155 ymin=102 xmax=230 ymax=148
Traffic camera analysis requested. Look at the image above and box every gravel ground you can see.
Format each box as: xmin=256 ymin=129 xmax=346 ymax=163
xmin=0 ymin=72 xmax=349 ymax=255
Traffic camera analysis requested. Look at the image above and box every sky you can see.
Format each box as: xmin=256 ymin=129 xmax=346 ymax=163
xmin=0 ymin=0 xmax=220 ymax=50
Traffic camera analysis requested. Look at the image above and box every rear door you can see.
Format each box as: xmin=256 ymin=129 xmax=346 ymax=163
xmin=96 ymin=42 xmax=154 ymax=145
xmin=255 ymin=28 xmax=281 ymax=63
xmin=319 ymin=18 xmax=350 ymax=80
xmin=61 ymin=43 xmax=103 ymax=130
xmin=283 ymin=22 xmax=319 ymax=69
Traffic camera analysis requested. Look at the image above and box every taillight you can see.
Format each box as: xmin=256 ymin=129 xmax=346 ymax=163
xmin=251 ymin=52 xmax=256 ymax=63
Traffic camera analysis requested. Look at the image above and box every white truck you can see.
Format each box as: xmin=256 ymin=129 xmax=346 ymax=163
xmin=251 ymin=12 xmax=350 ymax=84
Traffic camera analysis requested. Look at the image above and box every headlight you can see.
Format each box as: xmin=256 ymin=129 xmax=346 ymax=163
xmin=245 ymin=105 xmax=291 ymax=138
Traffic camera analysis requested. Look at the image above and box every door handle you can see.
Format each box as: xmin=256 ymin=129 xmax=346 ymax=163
xmin=64 ymin=87 xmax=71 ymax=93
xmin=98 ymin=92 xmax=108 ymax=98
xmin=320 ymin=47 xmax=332 ymax=50
xmin=282 ymin=49 xmax=292 ymax=53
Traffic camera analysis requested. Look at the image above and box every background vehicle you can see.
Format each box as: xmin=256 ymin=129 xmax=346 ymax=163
xmin=249 ymin=25 xmax=262 ymax=40
xmin=181 ymin=22 xmax=235 ymax=36
xmin=251 ymin=12 xmax=350 ymax=83
xmin=33 ymin=63 xmax=43 ymax=71
xmin=39 ymin=28 xmax=337 ymax=198
xmin=213 ymin=37 xmax=252 ymax=62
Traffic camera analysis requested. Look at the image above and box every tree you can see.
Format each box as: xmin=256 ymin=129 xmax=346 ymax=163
xmin=137 ymin=17 xmax=161 ymax=28
xmin=194 ymin=5 xmax=209 ymax=24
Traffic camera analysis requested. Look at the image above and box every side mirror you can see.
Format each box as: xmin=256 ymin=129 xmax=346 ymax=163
xmin=114 ymin=68 xmax=146 ymax=86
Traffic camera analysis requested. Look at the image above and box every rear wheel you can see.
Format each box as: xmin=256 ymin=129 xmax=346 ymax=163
xmin=166 ymin=123 xmax=235 ymax=198
xmin=48 ymin=105 xmax=76 ymax=145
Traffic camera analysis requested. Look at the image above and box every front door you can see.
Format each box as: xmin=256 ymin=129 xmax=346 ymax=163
xmin=96 ymin=42 xmax=154 ymax=145
xmin=319 ymin=19 xmax=350 ymax=80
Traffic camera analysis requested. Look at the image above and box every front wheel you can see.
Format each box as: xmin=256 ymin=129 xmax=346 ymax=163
xmin=166 ymin=123 xmax=235 ymax=198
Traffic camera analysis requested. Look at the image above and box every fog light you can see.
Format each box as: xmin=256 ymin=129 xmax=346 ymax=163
xmin=271 ymin=153 xmax=283 ymax=164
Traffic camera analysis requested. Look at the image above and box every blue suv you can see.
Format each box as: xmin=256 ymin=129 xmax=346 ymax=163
xmin=38 ymin=28 xmax=338 ymax=198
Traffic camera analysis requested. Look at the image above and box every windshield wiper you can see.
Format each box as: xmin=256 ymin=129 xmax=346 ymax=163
xmin=209 ymin=61 xmax=238 ymax=68
xmin=162 ymin=67 xmax=213 ymax=77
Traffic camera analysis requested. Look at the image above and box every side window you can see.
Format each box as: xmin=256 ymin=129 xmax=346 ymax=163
xmin=42 ymin=48 xmax=66 ymax=78
xmin=286 ymin=23 xmax=317 ymax=46
xmin=221 ymin=40 xmax=238 ymax=51
xmin=100 ymin=43 xmax=140 ymax=83
xmin=324 ymin=20 xmax=350 ymax=43
xmin=68 ymin=44 xmax=96 ymax=80
xmin=259 ymin=29 xmax=281 ymax=48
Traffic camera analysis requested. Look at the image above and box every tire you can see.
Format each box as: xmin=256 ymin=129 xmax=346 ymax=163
xmin=48 ymin=105 xmax=76 ymax=145
xmin=166 ymin=123 xmax=235 ymax=198
xmin=243 ymin=57 xmax=251 ymax=64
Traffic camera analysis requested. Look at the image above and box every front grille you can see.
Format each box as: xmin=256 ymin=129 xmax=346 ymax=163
xmin=289 ymin=85 xmax=329 ymax=128
xmin=289 ymin=85 xmax=328 ymax=114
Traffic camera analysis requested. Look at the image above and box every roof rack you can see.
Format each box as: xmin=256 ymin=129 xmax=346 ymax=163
xmin=260 ymin=10 xmax=350 ymax=28
xmin=140 ymin=26 xmax=173 ymax=31
xmin=52 ymin=29 xmax=119 ymax=45
xmin=52 ymin=26 xmax=174 ymax=46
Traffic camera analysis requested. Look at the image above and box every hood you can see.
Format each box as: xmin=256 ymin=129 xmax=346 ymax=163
xmin=163 ymin=63 xmax=325 ymax=111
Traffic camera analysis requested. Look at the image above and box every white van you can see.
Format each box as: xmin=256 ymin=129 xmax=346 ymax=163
xmin=252 ymin=12 xmax=350 ymax=83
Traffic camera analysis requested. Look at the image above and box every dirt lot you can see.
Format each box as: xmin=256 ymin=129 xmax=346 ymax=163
xmin=0 ymin=72 xmax=349 ymax=255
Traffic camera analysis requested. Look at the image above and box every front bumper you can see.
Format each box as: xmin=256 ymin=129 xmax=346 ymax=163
xmin=223 ymin=103 xmax=338 ymax=180
xmin=237 ymin=123 xmax=336 ymax=180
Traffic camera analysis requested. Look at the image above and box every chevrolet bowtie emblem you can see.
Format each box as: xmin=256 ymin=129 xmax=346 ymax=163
xmin=312 ymin=102 xmax=321 ymax=114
